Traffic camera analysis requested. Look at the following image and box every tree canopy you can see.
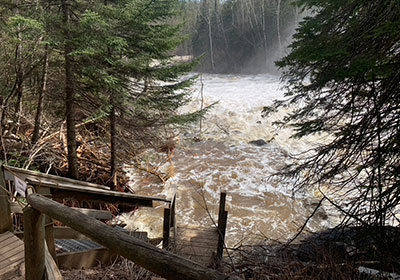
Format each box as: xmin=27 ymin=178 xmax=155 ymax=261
xmin=0 ymin=0 xmax=202 ymax=185
xmin=267 ymin=0 xmax=400 ymax=230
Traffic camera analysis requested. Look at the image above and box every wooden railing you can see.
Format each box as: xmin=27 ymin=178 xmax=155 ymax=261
xmin=163 ymin=193 xmax=176 ymax=249
xmin=24 ymin=194 xmax=240 ymax=280
xmin=216 ymin=192 xmax=228 ymax=268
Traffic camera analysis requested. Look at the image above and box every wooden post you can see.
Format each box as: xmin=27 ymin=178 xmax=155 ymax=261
xmin=0 ymin=166 xmax=12 ymax=233
xmin=216 ymin=192 xmax=227 ymax=268
xmin=216 ymin=211 xmax=228 ymax=268
xmin=27 ymin=194 xmax=240 ymax=280
xmin=163 ymin=208 xmax=171 ymax=249
xmin=217 ymin=192 xmax=226 ymax=227
xmin=24 ymin=206 xmax=46 ymax=280
xmin=170 ymin=194 xmax=176 ymax=228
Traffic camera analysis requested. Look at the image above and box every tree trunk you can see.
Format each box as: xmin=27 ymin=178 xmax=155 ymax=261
xmin=61 ymin=0 xmax=79 ymax=179
xmin=206 ymin=1 xmax=215 ymax=71
xmin=276 ymin=0 xmax=282 ymax=55
xmin=32 ymin=44 xmax=49 ymax=144
xmin=110 ymin=104 xmax=117 ymax=190
xmin=14 ymin=75 xmax=23 ymax=132
xmin=261 ymin=0 xmax=268 ymax=68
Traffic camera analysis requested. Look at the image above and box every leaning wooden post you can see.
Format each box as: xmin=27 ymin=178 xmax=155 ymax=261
xmin=45 ymin=216 xmax=58 ymax=263
xmin=24 ymin=206 xmax=46 ymax=280
xmin=0 ymin=165 xmax=12 ymax=233
xmin=216 ymin=192 xmax=227 ymax=268
xmin=163 ymin=207 xmax=171 ymax=249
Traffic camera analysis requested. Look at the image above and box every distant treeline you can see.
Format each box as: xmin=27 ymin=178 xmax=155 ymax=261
xmin=177 ymin=0 xmax=300 ymax=74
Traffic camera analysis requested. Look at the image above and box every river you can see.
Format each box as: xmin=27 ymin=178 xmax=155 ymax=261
xmin=123 ymin=74 xmax=336 ymax=246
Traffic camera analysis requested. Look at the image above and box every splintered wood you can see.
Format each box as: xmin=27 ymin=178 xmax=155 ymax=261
xmin=0 ymin=231 xmax=25 ymax=279
xmin=174 ymin=225 xmax=219 ymax=267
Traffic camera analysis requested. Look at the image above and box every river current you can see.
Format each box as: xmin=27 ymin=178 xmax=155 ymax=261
xmin=123 ymin=74 xmax=335 ymax=246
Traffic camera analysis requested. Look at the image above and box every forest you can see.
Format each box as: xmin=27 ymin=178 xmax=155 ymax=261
xmin=179 ymin=0 xmax=299 ymax=73
xmin=0 ymin=0 xmax=205 ymax=188
xmin=0 ymin=0 xmax=298 ymax=186
xmin=0 ymin=0 xmax=399 ymax=279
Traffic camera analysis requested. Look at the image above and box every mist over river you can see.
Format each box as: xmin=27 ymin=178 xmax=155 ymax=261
xmin=123 ymin=74 xmax=337 ymax=245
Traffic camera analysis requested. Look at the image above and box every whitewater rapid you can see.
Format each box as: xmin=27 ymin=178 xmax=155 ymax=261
xmin=124 ymin=74 xmax=335 ymax=245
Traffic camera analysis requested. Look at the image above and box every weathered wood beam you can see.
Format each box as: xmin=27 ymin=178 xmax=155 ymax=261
xmin=3 ymin=165 xmax=110 ymax=190
xmin=49 ymin=189 xmax=153 ymax=207
xmin=45 ymin=242 xmax=63 ymax=280
xmin=27 ymin=194 xmax=240 ymax=280
xmin=0 ymin=166 xmax=12 ymax=234
xmin=71 ymin=208 xmax=113 ymax=220
xmin=45 ymin=216 xmax=57 ymax=263
xmin=24 ymin=206 xmax=45 ymax=280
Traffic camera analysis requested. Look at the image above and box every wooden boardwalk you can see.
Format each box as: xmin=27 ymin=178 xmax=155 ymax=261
xmin=174 ymin=225 xmax=219 ymax=267
xmin=0 ymin=231 xmax=24 ymax=279
xmin=163 ymin=193 xmax=228 ymax=268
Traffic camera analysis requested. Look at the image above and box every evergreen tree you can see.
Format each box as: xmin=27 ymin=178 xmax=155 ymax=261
xmin=73 ymin=0 xmax=202 ymax=186
xmin=0 ymin=0 xmax=203 ymax=183
xmin=268 ymin=0 xmax=400 ymax=233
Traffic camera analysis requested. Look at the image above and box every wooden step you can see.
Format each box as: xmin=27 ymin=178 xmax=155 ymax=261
xmin=173 ymin=225 xmax=219 ymax=267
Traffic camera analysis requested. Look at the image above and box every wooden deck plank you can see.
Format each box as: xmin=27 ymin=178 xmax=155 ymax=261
xmin=0 ymin=232 xmax=25 ymax=279
xmin=0 ymin=232 xmax=14 ymax=243
xmin=177 ymin=225 xmax=218 ymax=232
xmin=0 ymin=261 xmax=23 ymax=279
xmin=0 ymin=244 xmax=24 ymax=262
xmin=0 ymin=235 xmax=21 ymax=251
xmin=0 ymin=250 xmax=24 ymax=267
xmin=174 ymin=225 xmax=219 ymax=267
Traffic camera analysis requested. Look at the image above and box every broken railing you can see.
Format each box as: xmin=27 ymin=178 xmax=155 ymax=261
xmin=24 ymin=194 xmax=239 ymax=280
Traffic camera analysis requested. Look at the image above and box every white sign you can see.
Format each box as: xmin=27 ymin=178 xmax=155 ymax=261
xmin=15 ymin=176 xmax=27 ymax=197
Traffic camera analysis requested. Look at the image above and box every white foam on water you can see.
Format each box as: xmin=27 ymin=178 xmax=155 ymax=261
xmin=125 ymin=73 xmax=338 ymax=245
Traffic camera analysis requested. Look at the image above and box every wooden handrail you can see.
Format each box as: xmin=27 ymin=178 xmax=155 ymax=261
xmin=26 ymin=194 xmax=240 ymax=280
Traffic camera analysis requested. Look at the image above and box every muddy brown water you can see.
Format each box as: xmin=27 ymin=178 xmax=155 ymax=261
xmin=122 ymin=74 xmax=336 ymax=246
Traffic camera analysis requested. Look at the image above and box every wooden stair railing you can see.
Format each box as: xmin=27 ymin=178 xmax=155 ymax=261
xmin=25 ymin=194 xmax=240 ymax=280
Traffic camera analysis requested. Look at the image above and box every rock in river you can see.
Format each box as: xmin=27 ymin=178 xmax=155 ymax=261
xmin=249 ymin=139 xmax=268 ymax=146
